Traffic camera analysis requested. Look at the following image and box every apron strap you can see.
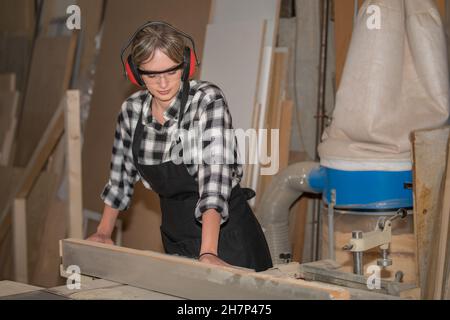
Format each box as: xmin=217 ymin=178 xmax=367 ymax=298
xmin=177 ymin=79 xmax=190 ymax=129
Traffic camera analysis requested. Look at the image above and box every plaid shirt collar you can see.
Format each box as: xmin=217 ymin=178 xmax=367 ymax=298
xmin=142 ymin=82 xmax=187 ymax=129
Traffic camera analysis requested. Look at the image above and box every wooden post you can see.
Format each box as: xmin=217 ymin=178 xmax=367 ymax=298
xmin=411 ymin=127 xmax=450 ymax=298
xmin=432 ymin=135 xmax=450 ymax=299
xmin=12 ymin=198 xmax=27 ymax=283
xmin=64 ymin=90 xmax=83 ymax=238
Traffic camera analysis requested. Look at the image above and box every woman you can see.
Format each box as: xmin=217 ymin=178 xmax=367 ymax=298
xmin=87 ymin=22 xmax=273 ymax=272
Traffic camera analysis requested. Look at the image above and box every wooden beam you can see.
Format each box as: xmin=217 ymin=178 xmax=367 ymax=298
xmin=60 ymin=238 xmax=351 ymax=300
xmin=431 ymin=135 xmax=450 ymax=299
xmin=411 ymin=126 xmax=450 ymax=298
xmin=64 ymin=90 xmax=83 ymax=238
xmin=12 ymin=198 xmax=27 ymax=283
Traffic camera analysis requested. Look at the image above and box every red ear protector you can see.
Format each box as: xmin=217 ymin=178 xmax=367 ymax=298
xmin=120 ymin=21 xmax=200 ymax=87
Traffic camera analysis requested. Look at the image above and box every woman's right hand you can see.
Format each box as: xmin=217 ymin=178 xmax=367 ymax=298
xmin=86 ymin=232 xmax=114 ymax=245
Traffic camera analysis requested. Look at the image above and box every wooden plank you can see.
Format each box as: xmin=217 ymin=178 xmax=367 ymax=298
xmin=0 ymin=93 xmax=68 ymax=229
xmin=0 ymin=281 xmax=42 ymax=298
xmin=0 ymin=91 xmax=19 ymax=166
xmin=430 ymin=135 xmax=450 ymax=299
xmin=61 ymin=238 xmax=351 ymax=300
xmin=12 ymin=198 xmax=27 ymax=283
xmin=0 ymin=166 xmax=22 ymax=280
xmin=411 ymin=126 xmax=450 ymax=298
xmin=26 ymin=170 xmax=60 ymax=286
xmin=51 ymin=278 xmax=183 ymax=300
xmin=14 ymin=35 xmax=77 ymax=167
xmin=64 ymin=90 xmax=83 ymax=238
xmin=68 ymin=285 xmax=183 ymax=300
xmin=30 ymin=197 xmax=67 ymax=288
xmin=0 ymin=73 xmax=16 ymax=91
xmin=255 ymin=49 xmax=289 ymax=203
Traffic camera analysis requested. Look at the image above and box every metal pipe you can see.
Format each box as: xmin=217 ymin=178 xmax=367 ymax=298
xmin=328 ymin=189 xmax=336 ymax=260
xmin=352 ymin=231 xmax=364 ymax=275
xmin=314 ymin=0 xmax=330 ymax=158
xmin=312 ymin=0 xmax=331 ymax=262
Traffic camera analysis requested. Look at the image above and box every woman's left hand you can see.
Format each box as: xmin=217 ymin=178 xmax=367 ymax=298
xmin=199 ymin=253 xmax=232 ymax=267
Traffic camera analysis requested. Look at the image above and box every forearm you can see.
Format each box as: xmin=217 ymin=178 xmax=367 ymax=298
xmin=97 ymin=204 xmax=120 ymax=237
xmin=200 ymin=209 xmax=221 ymax=255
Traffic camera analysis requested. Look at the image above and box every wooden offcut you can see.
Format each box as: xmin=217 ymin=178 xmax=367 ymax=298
xmin=60 ymin=238 xmax=351 ymax=300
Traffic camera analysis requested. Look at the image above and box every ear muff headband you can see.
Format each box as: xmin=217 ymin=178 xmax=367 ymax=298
xmin=120 ymin=21 xmax=200 ymax=87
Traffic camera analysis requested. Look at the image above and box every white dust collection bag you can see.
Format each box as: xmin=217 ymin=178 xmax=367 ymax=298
xmin=318 ymin=0 xmax=449 ymax=171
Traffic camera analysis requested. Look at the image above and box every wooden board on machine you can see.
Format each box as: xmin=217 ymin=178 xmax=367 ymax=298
xmin=60 ymin=238 xmax=352 ymax=300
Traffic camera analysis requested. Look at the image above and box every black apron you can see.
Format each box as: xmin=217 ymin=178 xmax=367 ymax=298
xmin=131 ymin=91 xmax=273 ymax=272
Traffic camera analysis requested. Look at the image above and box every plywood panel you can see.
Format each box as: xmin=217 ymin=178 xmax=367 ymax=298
xmin=81 ymin=1 xmax=212 ymax=255
xmin=15 ymin=36 xmax=76 ymax=167
xmin=209 ymin=0 xmax=280 ymax=45
xmin=0 ymin=0 xmax=35 ymax=35
xmin=201 ymin=21 xmax=265 ymax=131
xmin=0 ymin=34 xmax=32 ymax=93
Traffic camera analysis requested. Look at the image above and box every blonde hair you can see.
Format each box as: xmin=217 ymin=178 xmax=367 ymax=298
xmin=131 ymin=24 xmax=185 ymax=67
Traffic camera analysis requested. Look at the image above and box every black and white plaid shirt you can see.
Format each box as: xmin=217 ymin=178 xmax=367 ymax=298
xmin=101 ymin=80 xmax=243 ymax=224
